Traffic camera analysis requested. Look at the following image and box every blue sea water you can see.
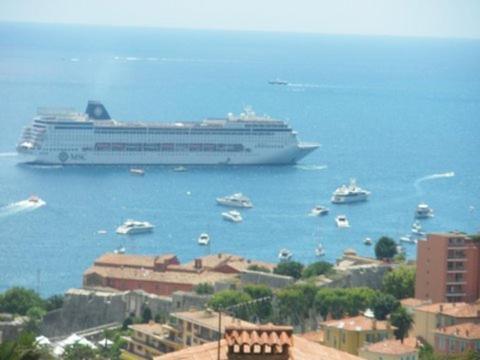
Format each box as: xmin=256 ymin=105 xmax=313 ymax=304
xmin=0 ymin=23 xmax=479 ymax=296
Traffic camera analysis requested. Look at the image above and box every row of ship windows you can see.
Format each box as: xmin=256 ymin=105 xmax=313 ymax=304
xmin=91 ymin=143 xmax=246 ymax=152
xmin=92 ymin=130 xmax=278 ymax=135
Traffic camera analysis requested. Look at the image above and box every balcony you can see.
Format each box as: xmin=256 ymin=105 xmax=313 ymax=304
xmin=446 ymin=292 xmax=466 ymax=297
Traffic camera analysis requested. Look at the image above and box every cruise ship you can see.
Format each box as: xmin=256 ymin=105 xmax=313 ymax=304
xmin=16 ymin=101 xmax=319 ymax=165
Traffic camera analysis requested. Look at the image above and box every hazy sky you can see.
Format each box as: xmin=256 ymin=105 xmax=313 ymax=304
xmin=1 ymin=0 xmax=480 ymax=38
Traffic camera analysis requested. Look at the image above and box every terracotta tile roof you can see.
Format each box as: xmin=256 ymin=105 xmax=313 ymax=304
xmin=84 ymin=266 xmax=237 ymax=285
xmin=361 ymin=338 xmax=418 ymax=355
xmin=416 ymin=302 xmax=480 ymax=318
xmin=299 ymin=330 xmax=324 ymax=343
xmin=401 ymin=298 xmax=430 ymax=308
xmin=153 ymin=335 xmax=363 ymax=360
xmin=180 ymin=253 xmax=276 ymax=273
xmin=322 ymin=315 xmax=394 ymax=331
xmin=435 ymin=322 xmax=480 ymax=339
xmin=171 ymin=311 xmax=254 ymax=332
xmin=224 ymin=324 xmax=293 ymax=349
xmin=94 ymin=253 xmax=177 ymax=269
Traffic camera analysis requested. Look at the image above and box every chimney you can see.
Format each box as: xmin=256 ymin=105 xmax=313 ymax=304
xmin=194 ymin=258 xmax=202 ymax=270
xmin=439 ymin=304 xmax=444 ymax=313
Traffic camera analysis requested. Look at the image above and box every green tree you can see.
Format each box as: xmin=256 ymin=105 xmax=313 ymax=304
xmin=207 ymin=290 xmax=252 ymax=320
xmin=242 ymin=285 xmax=273 ymax=322
xmin=375 ymin=236 xmax=398 ymax=260
xmin=315 ymin=287 xmax=377 ymax=320
xmin=141 ymin=307 xmax=152 ymax=323
xmin=0 ymin=331 xmax=53 ymax=360
xmin=122 ymin=316 xmax=133 ymax=331
xmin=382 ymin=266 xmax=416 ymax=299
xmin=25 ymin=306 xmax=46 ymax=334
xmin=371 ymin=293 xmax=400 ymax=320
xmin=62 ymin=342 xmax=98 ymax=360
xmin=275 ymin=287 xmax=306 ymax=326
xmin=390 ymin=307 xmax=413 ymax=343
xmin=0 ymin=287 xmax=45 ymax=316
xmin=247 ymin=264 xmax=271 ymax=273
xmin=44 ymin=295 xmax=64 ymax=312
xmin=274 ymin=261 xmax=304 ymax=279
xmin=194 ymin=283 xmax=214 ymax=295
xmin=302 ymin=261 xmax=334 ymax=278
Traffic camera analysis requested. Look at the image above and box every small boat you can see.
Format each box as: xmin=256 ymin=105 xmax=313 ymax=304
xmin=315 ymin=244 xmax=325 ymax=257
xmin=411 ymin=221 xmax=422 ymax=231
xmin=198 ymin=233 xmax=210 ymax=246
xmin=415 ymin=203 xmax=434 ymax=219
xmin=114 ymin=246 xmax=126 ymax=254
xmin=400 ymin=235 xmax=417 ymax=244
xmin=363 ymin=237 xmax=372 ymax=245
xmin=173 ymin=166 xmax=187 ymax=172
xmin=331 ymin=179 xmax=371 ymax=204
xmin=216 ymin=193 xmax=253 ymax=208
xmin=335 ymin=215 xmax=350 ymax=228
xmin=278 ymin=248 xmax=293 ymax=262
xmin=222 ymin=210 xmax=243 ymax=223
xmin=268 ymin=78 xmax=288 ymax=85
xmin=396 ymin=245 xmax=405 ymax=254
xmin=130 ymin=168 xmax=145 ymax=176
xmin=309 ymin=205 xmax=329 ymax=216
xmin=97 ymin=230 xmax=108 ymax=235
xmin=116 ymin=220 xmax=154 ymax=235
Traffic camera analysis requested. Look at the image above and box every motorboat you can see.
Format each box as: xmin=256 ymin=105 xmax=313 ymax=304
xmin=400 ymin=235 xmax=417 ymax=245
xmin=173 ymin=166 xmax=187 ymax=172
xmin=114 ymin=246 xmax=126 ymax=254
xmin=216 ymin=193 xmax=253 ymax=208
xmin=268 ymin=78 xmax=288 ymax=85
xmin=129 ymin=168 xmax=145 ymax=176
xmin=309 ymin=205 xmax=329 ymax=217
xmin=411 ymin=221 xmax=422 ymax=231
xmin=198 ymin=233 xmax=210 ymax=246
xmin=335 ymin=215 xmax=350 ymax=228
xmin=28 ymin=195 xmax=41 ymax=204
xmin=116 ymin=220 xmax=154 ymax=235
xmin=396 ymin=245 xmax=405 ymax=254
xmin=331 ymin=179 xmax=371 ymax=204
xmin=415 ymin=203 xmax=434 ymax=219
xmin=278 ymin=248 xmax=293 ymax=262
xmin=363 ymin=237 xmax=372 ymax=246
xmin=222 ymin=210 xmax=243 ymax=223
xmin=315 ymin=244 xmax=325 ymax=257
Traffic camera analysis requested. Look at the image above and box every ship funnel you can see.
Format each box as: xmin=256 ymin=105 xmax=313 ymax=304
xmin=85 ymin=100 xmax=111 ymax=120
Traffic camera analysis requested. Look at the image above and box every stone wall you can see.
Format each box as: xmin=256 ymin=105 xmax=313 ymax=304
xmin=240 ymin=271 xmax=294 ymax=289
xmin=323 ymin=265 xmax=390 ymax=290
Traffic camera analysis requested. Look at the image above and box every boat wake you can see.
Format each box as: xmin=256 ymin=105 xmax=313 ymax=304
xmin=0 ymin=199 xmax=46 ymax=218
xmin=414 ymin=171 xmax=455 ymax=193
xmin=295 ymin=164 xmax=328 ymax=171
xmin=0 ymin=152 xmax=17 ymax=158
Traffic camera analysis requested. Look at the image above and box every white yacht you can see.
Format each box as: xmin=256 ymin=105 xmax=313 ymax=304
xmin=315 ymin=244 xmax=325 ymax=257
xmin=415 ymin=203 xmax=434 ymax=219
xmin=198 ymin=233 xmax=210 ymax=246
xmin=363 ymin=237 xmax=372 ymax=245
xmin=222 ymin=210 xmax=243 ymax=223
xmin=278 ymin=248 xmax=293 ymax=262
xmin=129 ymin=168 xmax=145 ymax=176
xmin=335 ymin=215 xmax=350 ymax=228
xmin=116 ymin=220 xmax=154 ymax=235
xmin=309 ymin=205 xmax=329 ymax=216
xmin=400 ymin=235 xmax=417 ymax=245
xmin=113 ymin=246 xmax=126 ymax=254
xmin=216 ymin=193 xmax=253 ymax=208
xmin=27 ymin=195 xmax=42 ymax=204
xmin=331 ymin=179 xmax=371 ymax=204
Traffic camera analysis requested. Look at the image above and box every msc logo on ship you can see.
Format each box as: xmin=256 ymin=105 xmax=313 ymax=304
xmin=58 ymin=151 xmax=69 ymax=163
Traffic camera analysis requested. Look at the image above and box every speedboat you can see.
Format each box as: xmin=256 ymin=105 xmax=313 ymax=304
xmin=222 ymin=210 xmax=243 ymax=223
xmin=335 ymin=215 xmax=350 ymax=228
xmin=331 ymin=179 xmax=370 ymax=204
xmin=415 ymin=203 xmax=434 ymax=219
xmin=278 ymin=248 xmax=293 ymax=262
xmin=216 ymin=193 xmax=253 ymax=208
xmin=129 ymin=168 xmax=145 ymax=176
xmin=268 ymin=78 xmax=288 ymax=85
xmin=173 ymin=166 xmax=187 ymax=172
xmin=114 ymin=246 xmax=126 ymax=254
xmin=116 ymin=220 xmax=154 ymax=235
xmin=363 ymin=237 xmax=372 ymax=245
xmin=400 ymin=235 xmax=417 ymax=245
xmin=315 ymin=244 xmax=325 ymax=257
xmin=309 ymin=205 xmax=329 ymax=216
xmin=198 ymin=233 xmax=210 ymax=245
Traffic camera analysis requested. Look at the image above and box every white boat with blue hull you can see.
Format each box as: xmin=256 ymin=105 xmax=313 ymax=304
xmin=17 ymin=102 xmax=319 ymax=165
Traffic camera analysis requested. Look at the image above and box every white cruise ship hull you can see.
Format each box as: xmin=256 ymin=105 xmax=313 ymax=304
xmin=331 ymin=194 xmax=369 ymax=204
xmin=17 ymin=102 xmax=319 ymax=166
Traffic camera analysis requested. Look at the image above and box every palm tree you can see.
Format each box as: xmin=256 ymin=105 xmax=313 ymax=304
xmin=390 ymin=307 xmax=413 ymax=343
